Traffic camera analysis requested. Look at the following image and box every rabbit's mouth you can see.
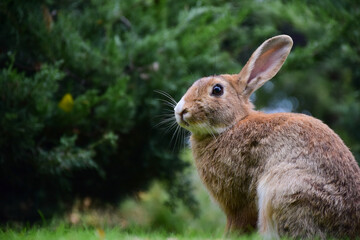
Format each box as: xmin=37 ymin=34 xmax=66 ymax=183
xmin=177 ymin=117 xmax=190 ymax=127
xmin=181 ymin=119 xmax=190 ymax=127
xmin=180 ymin=111 xmax=191 ymax=127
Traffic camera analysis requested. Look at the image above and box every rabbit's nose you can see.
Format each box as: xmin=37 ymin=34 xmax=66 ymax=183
xmin=178 ymin=109 xmax=190 ymax=126
xmin=174 ymin=98 xmax=190 ymax=126
xmin=180 ymin=109 xmax=188 ymax=121
xmin=180 ymin=109 xmax=188 ymax=120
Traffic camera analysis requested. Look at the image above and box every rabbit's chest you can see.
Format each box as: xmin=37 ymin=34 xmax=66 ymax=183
xmin=195 ymin=155 xmax=243 ymax=195
xmin=191 ymin=139 xmax=255 ymax=205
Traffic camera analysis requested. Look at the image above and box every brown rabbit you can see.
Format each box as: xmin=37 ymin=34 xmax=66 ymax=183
xmin=174 ymin=35 xmax=360 ymax=239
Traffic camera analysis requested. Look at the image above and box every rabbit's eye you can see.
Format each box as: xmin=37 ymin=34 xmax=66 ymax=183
xmin=212 ymin=84 xmax=224 ymax=96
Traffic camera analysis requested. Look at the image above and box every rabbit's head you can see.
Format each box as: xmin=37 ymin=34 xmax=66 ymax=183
xmin=174 ymin=35 xmax=293 ymax=137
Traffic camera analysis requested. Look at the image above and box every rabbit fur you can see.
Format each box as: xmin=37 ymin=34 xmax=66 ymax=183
xmin=174 ymin=35 xmax=360 ymax=239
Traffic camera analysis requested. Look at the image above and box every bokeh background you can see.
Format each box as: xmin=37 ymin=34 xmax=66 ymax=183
xmin=0 ymin=0 xmax=359 ymax=236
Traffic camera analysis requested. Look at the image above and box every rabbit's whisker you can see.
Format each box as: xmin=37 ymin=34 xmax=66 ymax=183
xmin=172 ymin=124 xmax=183 ymax=151
xmin=154 ymin=90 xmax=178 ymax=106
xmin=205 ymin=122 xmax=219 ymax=143
xmin=157 ymin=98 xmax=176 ymax=108
xmin=155 ymin=90 xmax=188 ymax=150
xmin=154 ymin=117 xmax=176 ymax=129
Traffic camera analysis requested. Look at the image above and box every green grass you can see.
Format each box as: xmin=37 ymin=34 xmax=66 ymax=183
xmin=0 ymin=225 xmax=261 ymax=240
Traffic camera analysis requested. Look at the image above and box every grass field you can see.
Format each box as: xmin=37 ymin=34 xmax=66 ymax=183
xmin=0 ymin=226 xmax=261 ymax=240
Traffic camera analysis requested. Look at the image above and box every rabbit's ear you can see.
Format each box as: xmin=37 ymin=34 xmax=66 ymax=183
xmin=238 ymin=35 xmax=293 ymax=98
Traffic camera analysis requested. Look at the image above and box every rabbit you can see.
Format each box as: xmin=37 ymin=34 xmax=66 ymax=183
xmin=173 ymin=35 xmax=360 ymax=239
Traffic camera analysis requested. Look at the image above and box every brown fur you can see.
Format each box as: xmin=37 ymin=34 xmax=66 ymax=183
xmin=174 ymin=35 xmax=360 ymax=239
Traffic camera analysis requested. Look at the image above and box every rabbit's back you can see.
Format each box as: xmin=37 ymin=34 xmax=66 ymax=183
xmin=246 ymin=112 xmax=360 ymax=185
xmin=191 ymin=112 xmax=360 ymax=238
xmin=255 ymin=113 xmax=360 ymax=238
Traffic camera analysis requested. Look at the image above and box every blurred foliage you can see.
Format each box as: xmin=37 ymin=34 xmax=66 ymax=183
xmin=58 ymin=150 xmax=226 ymax=236
xmin=117 ymin=156 xmax=227 ymax=235
xmin=0 ymin=0 xmax=359 ymax=223
xmin=65 ymin=179 xmax=226 ymax=234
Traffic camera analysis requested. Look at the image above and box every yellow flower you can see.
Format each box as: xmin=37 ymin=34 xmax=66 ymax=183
xmin=58 ymin=93 xmax=74 ymax=112
xmin=96 ymin=228 xmax=106 ymax=240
